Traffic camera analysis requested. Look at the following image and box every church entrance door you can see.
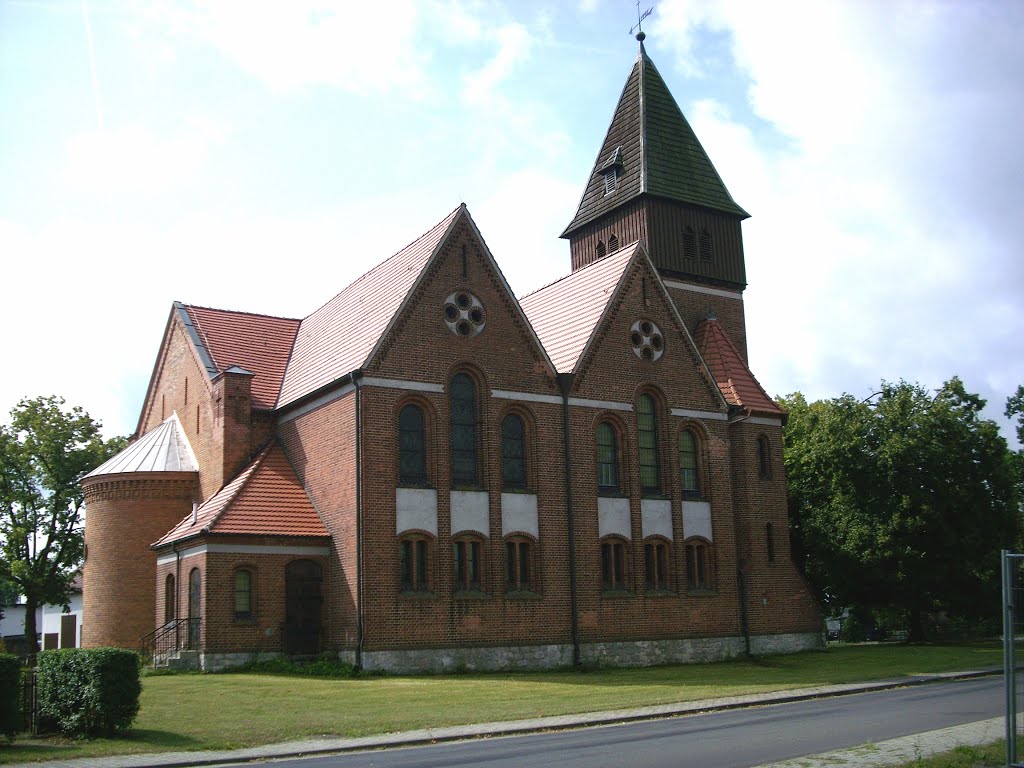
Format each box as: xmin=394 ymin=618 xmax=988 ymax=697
xmin=285 ymin=560 xmax=322 ymax=655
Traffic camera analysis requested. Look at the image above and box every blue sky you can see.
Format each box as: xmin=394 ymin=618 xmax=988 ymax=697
xmin=1 ymin=0 xmax=1022 ymax=446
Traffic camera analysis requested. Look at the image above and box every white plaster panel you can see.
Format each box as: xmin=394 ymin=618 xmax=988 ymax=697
xmin=682 ymin=500 xmax=713 ymax=541
xmin=641 ymin=499 xmax=673 ymax=540
xmin=451 ymin=490 xmax=490 ymax=537
xmin=396 ymin=488 xmax=438 ymax=536
xmin=501 ymin=493 xmax=539 ymax=538
xmin=598 ymin=496 xmax=631 ymax=539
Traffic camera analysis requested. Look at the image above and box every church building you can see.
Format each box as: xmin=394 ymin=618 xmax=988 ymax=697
xmin=80 ymin=34 xmax=822 ymax=672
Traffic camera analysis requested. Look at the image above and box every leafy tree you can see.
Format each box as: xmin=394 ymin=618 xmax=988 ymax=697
xmin=0 ymin=396 xmax=124 ymax=653
xmin=779 ymin=378 xmax=1021 ymax=641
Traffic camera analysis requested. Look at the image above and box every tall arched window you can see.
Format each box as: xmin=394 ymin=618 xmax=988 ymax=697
xmin=164 ymin=574 xmax=175 ymax=624
xmin=637 ymin=395 xmax=660 ymax=494
xmin=679 ymin=429 xmax=700 ymax=497
xmin=453 ymin=535 xmax=484 ymax=592
xmin=450 ymin=374 xmax=477 ymax=486
xmin=505 ymin=536 xmax=534 ymax=592
xmin=234 ymin=569 xmax=253 ymax=619
xmin=757 ymin=435 xmax=772 ymax=480
xmin=686 ymin=539 xmax=712 ymax=590
xmin=644 ymin=537 xmax=670 ymax=591
xmin=596 ymin=422 xmax=619 ymax=493
xmin=502 ymin=413 xmax=527 ymax=488
xmin=400 ymin=535 xmax=431 ymax=592
xmin=601 ymin=537 xmax=628 ymax=591
xmin=399 ymin=404 xmax=426 ymax=485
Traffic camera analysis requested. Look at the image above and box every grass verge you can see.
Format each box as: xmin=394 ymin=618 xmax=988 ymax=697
xmin=0 ymin=642 xmax=1002 ymax=764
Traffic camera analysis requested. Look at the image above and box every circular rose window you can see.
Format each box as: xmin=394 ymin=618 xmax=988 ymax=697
xmin=444 ymin=291 xmax=486 ymax=337
xmin=630 ymin=319 xmax=664 ymax=361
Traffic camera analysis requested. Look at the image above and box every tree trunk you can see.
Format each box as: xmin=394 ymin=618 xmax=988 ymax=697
xmin=23 ymin=594 xmax=39 ymax=660
xmin=907 ymin=608 xmax=927 ymax=643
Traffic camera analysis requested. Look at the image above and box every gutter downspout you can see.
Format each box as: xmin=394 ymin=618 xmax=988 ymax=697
xmin=353 ymin=370 xmax=364 ymax=670
xmin=728 ymin=409 xmax=752 ymax=656
xmin=557 ymin=373 xmax=580 ymax=667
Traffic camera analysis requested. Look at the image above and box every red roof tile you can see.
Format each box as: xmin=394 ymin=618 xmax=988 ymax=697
xmin=153 ymin=442 xmax=328 ymax=546
xmin=184 ymin=306 xmax=300 ymax=410
xmin=694 ymin=318 xmax=784 ymax=417
xmin=519 ymin=244 xmax=638 ymax=373
xmin=277 ymin=205 xmax=463 ymax=408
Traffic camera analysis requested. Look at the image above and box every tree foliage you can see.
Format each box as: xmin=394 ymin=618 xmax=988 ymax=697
xmin=0 ymin=396 xmax=125 ymax=651
xmin=779 ymin=378 xmax=1021 ymax=641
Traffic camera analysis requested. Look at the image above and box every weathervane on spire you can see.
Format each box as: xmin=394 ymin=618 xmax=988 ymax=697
xmin=630 ymin=1 xmax=653 ymax=40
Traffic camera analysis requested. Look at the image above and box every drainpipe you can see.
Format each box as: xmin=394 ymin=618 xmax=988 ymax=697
xmin=557 ymin=373 xmax=580 ymax=667
xmin=353 ymin=370 xmax=364 ymax=670
xmin=737 ymin=559 xmax=751 ymax=656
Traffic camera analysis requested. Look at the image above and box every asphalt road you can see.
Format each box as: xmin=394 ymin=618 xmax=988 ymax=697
xmin=240 ymin=675 xmax=1004 ymax=768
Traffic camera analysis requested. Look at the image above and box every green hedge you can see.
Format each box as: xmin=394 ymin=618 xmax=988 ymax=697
xmin=37 ymin=648 xmax=141 ymax=737
xmin=0 ymin=655 xmax=20 ymax=741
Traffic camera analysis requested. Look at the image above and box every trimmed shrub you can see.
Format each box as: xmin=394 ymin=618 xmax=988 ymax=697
xmin=0 ymin=655 xmax=20 ymax=741
xmin=37 ymin=648 xmax=141 ymax=737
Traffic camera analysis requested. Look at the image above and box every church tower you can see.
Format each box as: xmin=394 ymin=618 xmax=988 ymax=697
xmin=562 ymin=32 xmax=752 ymax=360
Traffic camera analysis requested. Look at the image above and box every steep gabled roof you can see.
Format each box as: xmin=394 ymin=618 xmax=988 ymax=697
xmin=85 ymin=413 xmax=198 ymax=478
xmin=562 ymin=38 xmax=747 ymax=238
xmin=277 ymin=205 xmax=464 ymax=409
xmin=694 ymin=317 xmax=783 ymax=417
xmin=153 ymin=442 xmax=328 ymax=547
xmin=179 ymin=304 xmax=300 ymax=410
xmin=520 ymin=244 xmax=638 ymax=373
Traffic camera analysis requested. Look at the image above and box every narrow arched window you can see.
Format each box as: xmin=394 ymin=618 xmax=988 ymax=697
xmin=234 ymin=570 xmax=253 ymax=619
xmin=596 ymin=422 xmax=619 ymax=493
xmin=505 ymin=537 xmax=534 ymax=592
xmin=601 ymin=537 xmax=628 ymax=591
xmin=686 ymin=539 xmax=711 ymax=590
xmin=644 ymin=538 xmax=670 ymax=591
xmin=450 ymin=374 xmax=477 ymax=486
xmin=608 ymin=234 xmax=619 ymax=253
xmin=596 ymin=240 xmax=606 ymax=259
xmin=766 ymin=522 xmax=776 ymax=563
xmin=700 ymin=229 xmax=713 ymax=261
xmin=454 ymin=535 xmax=484 ymax=592
xmin=757 ymin=435 xmax=772 ymax=480
xmin=637 ymin=395 xmax=660 ymax=494
xmin=502 ymin=413 xmax=526 ymax=489
xmin=679 ymin=429 xmax=700 ymax=497
xmin=682 ymin=227 xmax=697 ymax=260
xmin=164 ymin=574 xmax=176 ymax=624
xmin=400 ymin=535 xmax=431 ymax=592
xmin=399 ymin=404 xmax=426 ymax=485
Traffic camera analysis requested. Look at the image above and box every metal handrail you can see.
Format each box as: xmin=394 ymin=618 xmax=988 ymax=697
xmin=140 ymin=617 xmax=200 ymax=665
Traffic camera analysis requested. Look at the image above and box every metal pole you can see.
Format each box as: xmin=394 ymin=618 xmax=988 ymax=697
xmin=1004 ymin=550 xmax=1018 ymax=766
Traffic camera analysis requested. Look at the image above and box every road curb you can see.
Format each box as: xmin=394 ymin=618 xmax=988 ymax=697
xmin=8 ymin=669 xmax=1003 ymax=768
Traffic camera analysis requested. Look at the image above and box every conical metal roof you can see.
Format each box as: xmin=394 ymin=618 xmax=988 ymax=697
xmin=84 ymin=413 xmax=198 ymax=478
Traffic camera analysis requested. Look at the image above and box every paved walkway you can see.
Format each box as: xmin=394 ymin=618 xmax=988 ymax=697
xmin=6 ymin=669 xmax=1003 ymax=768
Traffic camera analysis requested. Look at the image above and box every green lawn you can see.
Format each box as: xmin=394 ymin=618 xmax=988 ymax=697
xmin=1 ymin=643 xmax=1003 ymax=764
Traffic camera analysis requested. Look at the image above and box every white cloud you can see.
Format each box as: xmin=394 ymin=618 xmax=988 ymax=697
xmin=462 ymin=21 xmax=532 ymax=105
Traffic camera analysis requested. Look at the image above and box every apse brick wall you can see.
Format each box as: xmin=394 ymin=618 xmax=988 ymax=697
xmin=278 ymin=393 xmax=358 ymax=651
xmin=728 ymin=423 xmax=822 ymax=636
xmin=82 ymin=473 xmax=196 ymax=648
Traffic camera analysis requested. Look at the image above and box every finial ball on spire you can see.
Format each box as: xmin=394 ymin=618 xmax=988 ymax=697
xmin=636 ymin=30 xmax=646 ymax=42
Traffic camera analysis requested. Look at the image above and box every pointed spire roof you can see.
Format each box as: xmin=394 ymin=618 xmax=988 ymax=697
xmin=694 ymin=317 xmax=783 ymax=417
xmin=562 ymin=38 xmax=748 ymax=238
xmin=85 ymin=413 xmax=198 ymax=479
xmin=153 ymin=442 xmax=328 ymax=547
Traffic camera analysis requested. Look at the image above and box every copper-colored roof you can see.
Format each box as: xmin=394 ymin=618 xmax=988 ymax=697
xmin=520 ymin=244 xmax=638 ymax=373
xmin=85 ymin=413 xmax=197 ymax=478
xmin=694 ymin=317 xmax=783 ymax=417
xmin=277 ymin=205 xmax=463 ymax=408
xmin=153 ymin=442 xmax=328 ymax=547
xmin=182 ymin=304 xmax=300 ymax=410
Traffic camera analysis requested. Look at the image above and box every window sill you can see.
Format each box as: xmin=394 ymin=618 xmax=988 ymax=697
xmin=233 ymin=615 xmax=257 ymax=624
xmin=398 ymin=482 xmax=434 ymax=490
xmin=506 ymin=589 xmax=542 ymax=600
xmin=454 ymin=590 xmax=491 ymax=600
xmin=682 ymin=492 xmax=706 ymax=502
xmin=641 ymin=493 xmax=669 ymax=501
xmin=501 ymin=487 xmax=534 ymax=495
xmin=399 ymin=590 xmax=437 ymax=601
xmin=451 ymin=485 xmax=485 ymax=492
xmin=687 ymin=587 xmax=717 ymax=597
xmin=601 ymin=589 xmax=633 ymax=599
xmin=644 ymin=589 xmax=675 ymax=598
xmin=597 ymin=490 xmax=627 ymax=498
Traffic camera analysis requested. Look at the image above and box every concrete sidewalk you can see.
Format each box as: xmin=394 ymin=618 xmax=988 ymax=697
xmin=5 ymin=669 xmax=1003 ymax=768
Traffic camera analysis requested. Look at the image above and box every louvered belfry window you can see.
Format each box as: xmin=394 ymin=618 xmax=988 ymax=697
xmin=450 ymin=374 xmax=477 ymax=485
xmin=604 ymin=168 xmax=617 ymax=194
xmin=700 ymin=229 xmax=713 ymax=261
xmin=608 ymin=234 xmax=619 ymax=253
xmin=683 ymin=227 xmax=697 ymax=259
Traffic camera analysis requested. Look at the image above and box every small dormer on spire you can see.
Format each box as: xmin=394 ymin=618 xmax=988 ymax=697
xmin=598 ymin=146 xmax=624 ymax=196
